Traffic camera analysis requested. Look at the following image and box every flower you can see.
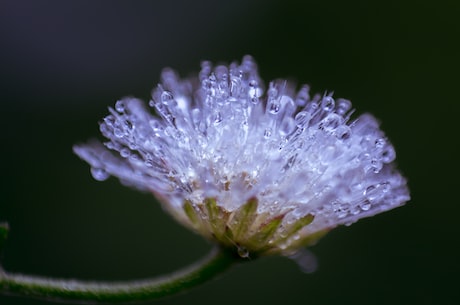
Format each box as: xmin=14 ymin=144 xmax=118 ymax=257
xmin=74 ymin=56 xmax=410 ymax=257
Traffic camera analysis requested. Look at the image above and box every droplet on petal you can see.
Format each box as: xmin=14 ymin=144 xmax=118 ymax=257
xmin=90 ymin=167 xmax=109 ymax=181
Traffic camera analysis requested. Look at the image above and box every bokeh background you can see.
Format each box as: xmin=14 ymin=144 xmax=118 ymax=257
xmin=0 ymin=1 xmax=458 ymax=304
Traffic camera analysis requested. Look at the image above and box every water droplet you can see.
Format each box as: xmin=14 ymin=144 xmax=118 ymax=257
xmin=120 ymin=148 xmax=130 ymax=158
xmin=364 ymin=183 xmax=389 ymax=202
xmin=295 ymin=111 xmax=311 ymax=127
xmin=248 ymin=80 xmax=262 ymax=104
xmin=278 ymin=226 xmax=288 ymax=237
xmin=279 ymin=117 xmax=295 ymax=136
xmin=360 ymin=199 xmax=372 ymax=211
xmin=99 ymin=124 xmax=110 ymax=136
xmin=230 ymin=76 xmax=242 ymax=96
xmin=129 ymin=140 xmax=139 ymax=150
xmin=365 ymin=185 xmax=375 ymax=194
xmin=91 ymin=167 xmax=109 ymax=181
xmin=161 ymin=91 xmax=174 ymax=104
xmin=319 ymin=114 xmax=342 ymax=132
xmin=375 ymin=138 xmax=386 ymax=149
xmin=381 ymin=181 xmax=391 ymax=192
xmin=103 ymin=115 xmax=115 ymax=127
xmin=371 ymin=158 xmax=383 ymax=173
xmin=332 ymin=200 xmax=349 ymax=218
xmin=115 ymin=100 xmax=125 ymax=113
xmin=335 ymin=98 xmax=352 ymax=115
xmin=264 ymin=128 xmax=272 ymax=139
xmin=124 ymin=120 xmax=133 ymax=131
xmin=268 ymin=99 xmax=280 ymax=114
xmin=321 ymin=96 xmax=335 ymax=112
xmin=305 ymin=101 xmax=319 ymax=113
xmin=250 ymin=96 xmax=260 ymax=104
xmin=214 ymin=112 xmax=223 ymax=125
xmin=350 ymin=205 xmax=360 ymax=215
xmin=129 ymin=153 xmax=141 ymax=163
xmin=380 ymin=145 xmax=396 ymax=163
xmin=335 ymin=125 xmax=351 ymax=140
xmin=114 ymin=127 xmax=124 ymax=138
xmin=145 ymin=159 xmax=154 ymax=167
xmin=237 ymin=246 xmax=250 ymax=258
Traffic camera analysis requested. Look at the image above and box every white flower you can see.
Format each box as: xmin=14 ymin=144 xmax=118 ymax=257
xmin=74 ymin=56 xmax=410 ymax=257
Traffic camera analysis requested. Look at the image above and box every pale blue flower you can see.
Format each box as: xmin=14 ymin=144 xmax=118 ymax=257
xmin=74 ymin=56 xmax=410 ymax=256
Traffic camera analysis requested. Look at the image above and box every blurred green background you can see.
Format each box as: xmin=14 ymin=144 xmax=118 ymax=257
xmin=0 ymin=0 xmax=458 ymax=304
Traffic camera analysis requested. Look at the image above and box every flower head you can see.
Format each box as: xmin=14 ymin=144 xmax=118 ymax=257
xmin=74 ymin=56 xmax=410 ymax=257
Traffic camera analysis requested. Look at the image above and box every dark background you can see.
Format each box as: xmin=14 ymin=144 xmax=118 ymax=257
xmin=0 ymin=1 xmax=458 ymax=304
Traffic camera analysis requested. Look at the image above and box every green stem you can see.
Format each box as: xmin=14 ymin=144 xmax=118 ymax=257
xmin=0 ymin=247 xmax=237 ymax=303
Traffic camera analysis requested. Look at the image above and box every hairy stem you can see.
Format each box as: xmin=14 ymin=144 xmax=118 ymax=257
xmin=0 ymin=247 xmax=237 ymax=304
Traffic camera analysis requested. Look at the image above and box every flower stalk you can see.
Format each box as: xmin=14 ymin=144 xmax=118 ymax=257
xmin=0 ymin=240 xmax=237 ymax=303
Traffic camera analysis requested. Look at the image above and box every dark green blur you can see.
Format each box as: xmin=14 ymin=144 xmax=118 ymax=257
xmin=0 ymin=1 xmax=458 ymax=304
